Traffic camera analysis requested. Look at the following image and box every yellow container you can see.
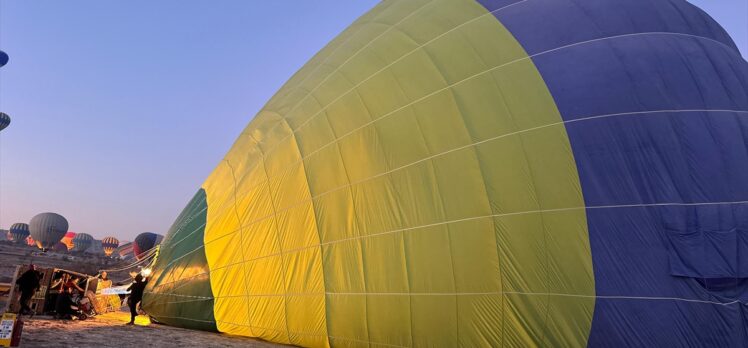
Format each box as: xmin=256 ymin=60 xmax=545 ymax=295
xmin=0 ymin=313 xmax=17 ymax=347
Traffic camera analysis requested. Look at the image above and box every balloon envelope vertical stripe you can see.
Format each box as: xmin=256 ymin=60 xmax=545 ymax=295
xmin=477 ymin=0 xmax=748 ymax=346
xmin=143 ymin=189 xmax=216 ymax=331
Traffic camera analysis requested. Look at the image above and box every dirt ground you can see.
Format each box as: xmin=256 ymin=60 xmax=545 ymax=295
xmin=18 ymin=311 xmax=285 ymax=348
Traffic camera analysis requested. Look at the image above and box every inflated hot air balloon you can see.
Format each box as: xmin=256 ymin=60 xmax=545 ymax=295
xmin=133 ymin=232 xmax=163 ymax=260
xmin=0 ymin=113 xmax=9 ymax=132
xmin=71 ymin=233 xmax=94 ymax=252
xmin=8 ymin=223 xmax=30 ymax=244
xmin=0 ymin=50 xmax=8 ymax=68
xmin=102 ymin=236 xmax=120 ymax=257
xmin=29 ymin=212 xmax=68 ymax=251
xmin=117 ymin=241 xmax=134 ymax=259
xmin=53 ymin=242 xmax=68 ymax=253
xmin=61 ymin=232 xmax=76 ymax=251
xmin=87 ymin=239 xmax=104 ymax=254
xmin=143 ymin=0 xmax=748 ymax=346
xmin=25 ymin=236 xmax=35 ymax=247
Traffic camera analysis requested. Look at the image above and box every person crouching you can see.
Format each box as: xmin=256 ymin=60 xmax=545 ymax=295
xmin=55 ymin=287 xmax=83 ymax=320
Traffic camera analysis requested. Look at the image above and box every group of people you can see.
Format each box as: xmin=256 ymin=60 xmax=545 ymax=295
xmin=14 ymin=265 xmax=149 ymax=325
xmin=50 ymin=271 xmax=92 ymax=320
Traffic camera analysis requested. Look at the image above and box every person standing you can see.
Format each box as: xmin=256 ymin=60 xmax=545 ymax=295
xmin=126 ymin=274 xmax=148 ymax=325
xmin=95 ymin=271 xmax=117 ymax=314
xmin=97 ymin=271 xmax=110 ymax=284
xmin=15 ymin=265 xmax=40 ymax=315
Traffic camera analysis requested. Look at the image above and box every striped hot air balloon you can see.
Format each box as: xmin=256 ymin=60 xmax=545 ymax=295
xmin=102 ymin=236 xmax=120 ymax=257
xmin=133 ymin=232 xmax=163 ymax=260
xmin=71 ymin=233 xmax=94 ymax=253
xmin=143 ymin=1 xmax=748 ymax=347
xmin=8 ymin=223 xmax=30 ymax=244
xmin=117 ymin=242 xmax=134 ymax=260
xmin=87 ymin=239 xmax=104 ymax=254
xmin=29 ymin=212 xmax=68 ymax=250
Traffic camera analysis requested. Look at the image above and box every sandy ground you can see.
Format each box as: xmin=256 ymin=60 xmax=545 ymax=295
xmin=18 ymin=311 xmax=286 ymax=348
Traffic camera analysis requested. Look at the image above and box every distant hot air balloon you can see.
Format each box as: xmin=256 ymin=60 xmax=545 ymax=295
xmin=25 ymin=236 xmax=34 ymax=247
xmin=29 ymin=212 xmax=68 ymax=251
xmin=53 ymin=242 xmax=68 ymax=253
xmin=102 ymin=236 xmax=120 ymax=256
xmin=71 ymin=233 xmax=94 ymax=252
xmin=8 ymin=223 xmax=30 ymax=244
xmin=87 ymin=239 xmax=104 ymax=254
xmin=117 ymin=242 xmax=134 ymax=259
xmin=133 ymin=232 xmax=163 ymax=260
xmin=0 ymin=50 xmax=8 ymax=67
xmin=61 ymin=232 xmax=76 ymax=250
xmin=2 ymin=230 xmax=9 ymax=241
xmin=0 ymin=113 xmax=10 ymax=132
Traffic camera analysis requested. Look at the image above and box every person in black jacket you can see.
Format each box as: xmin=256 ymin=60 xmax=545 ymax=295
xmin=126 ymin=274 xmax=148 ymax=325
xmin=16 ymin=265 xmax=40 ymax=315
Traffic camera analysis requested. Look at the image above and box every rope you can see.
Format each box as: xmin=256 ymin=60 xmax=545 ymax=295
xmin=100 ymin=253 xmax=154 ymax=273
xmin=98 ymin=248 xmax=157 ymax=273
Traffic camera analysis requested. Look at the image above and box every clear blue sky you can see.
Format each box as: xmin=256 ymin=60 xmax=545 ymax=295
xmin=0 ymin=1 xmax=746 ymax=241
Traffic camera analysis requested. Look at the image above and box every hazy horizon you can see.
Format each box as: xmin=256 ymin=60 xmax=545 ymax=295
xmin=0 ymin=0 xmax=745 ymax=241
